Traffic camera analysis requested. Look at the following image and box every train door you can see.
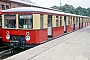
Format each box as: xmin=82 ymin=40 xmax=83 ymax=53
xmin=48 ymin=15 xmax=52 ymax=37
xmin=64 ymin=16 xmax=66 ymax=33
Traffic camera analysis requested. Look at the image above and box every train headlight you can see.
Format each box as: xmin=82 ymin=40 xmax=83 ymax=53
xmin=25 ymin=32 xmax=30 ymax=41
xmin=6 ymin=35 xmax=10 ymax=40
xmin=25 ymin=36 xmax=30 ymax=41
xmin=6 ymin=31 xmax=10 ymax=40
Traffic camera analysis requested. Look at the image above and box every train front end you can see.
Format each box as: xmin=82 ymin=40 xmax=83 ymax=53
xmin=2 ymin=7 xmax=48 ymax=48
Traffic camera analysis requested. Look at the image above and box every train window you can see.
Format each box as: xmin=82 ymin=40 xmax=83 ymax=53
xmin=6 ymin=5 xmax=9 ymax=9
xmin=79 ymin=18 xmax=80 ymax=23
xmin=48 ymin=15 xmax=52 ymax=27
xmin=70 ymin=17 xmax=72 ymax=25
xmin=0 ymin=15 xmax=1 ymax=27
xmin=82 ymin=18 xmax=83 ymax=23
xmin=1 ymin=5 xmax=5 ymax=10
xmin=40 ymin=14 xmax=43 ymax=29
xmin=76 ymin=17 xmax=78 ymax=24
xmin=71 ymin=17 xmax=72 ymax=25
xmin=19 ymin=15 xmax=33 ymax=29
xmin=60 ymin=16 xmax=62 ymax=26
xmin=68 ymin=17 xmax=70 ymax=25
xmin=4 ymin=14 xmax=16 ymax=28
xmin=56 ymin=16 xmax=58 ymax=26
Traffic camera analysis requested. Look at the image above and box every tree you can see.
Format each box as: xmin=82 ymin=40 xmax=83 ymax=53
xmin=51 ymin=4 xmax=90 ymax=16
xmin=87 ymin=8 xmax=90 ymax=16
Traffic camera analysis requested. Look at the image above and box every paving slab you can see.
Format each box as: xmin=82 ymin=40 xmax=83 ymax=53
xmin=4 ymin=26 xmax=90 ymax=60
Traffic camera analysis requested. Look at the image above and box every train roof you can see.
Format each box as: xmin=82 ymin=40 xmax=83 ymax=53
xmin=2 ymin=7 xmax=89 ymax=18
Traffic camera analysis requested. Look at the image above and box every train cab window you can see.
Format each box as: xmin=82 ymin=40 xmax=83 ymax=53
xmin=4 ymin=14 xmax=16 ymax=28
xmin=19 ymin=15 xmax=33 ymax=29
xmin=60 ymin=16 xmax=62 ymax=26
xmin=0 ymin=15 xmax=1 ymax=28
xmin=56 ymin=16 xmax=58 ymax=26
xmin=40 ymin=14 xmax=43 ymax=29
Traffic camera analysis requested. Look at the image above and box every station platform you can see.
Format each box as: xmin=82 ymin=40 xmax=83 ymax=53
xmin=4 ymin=26 xmax=90 ymax=60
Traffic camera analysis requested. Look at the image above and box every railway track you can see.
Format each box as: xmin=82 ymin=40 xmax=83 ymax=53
xmin=0 ymin=48 xmax=14 ymax=59
xmin=0 ymin=47 xmax=30 ymax=60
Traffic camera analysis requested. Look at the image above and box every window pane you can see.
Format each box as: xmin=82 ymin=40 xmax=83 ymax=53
xmin=5 ymin=14 xmax=16 ymax=28
xmin=40 ymin=14 xmax=43 ymax=29
xmin=60 ymin=16 xmax=62 ymax=26
xmin=76 ymin=17 xmax=78 ymax=24
xmin=0 ymin=15 xmax=2 ymax=27
xmin=19 ymin=15 xmax=33 ymax=29
xmin=48 ymin=15 xmax=52 ymax=27
xmin=68 ymin=17 xmax=70 ymax=25
xmin=56 ymin=16 xmax=58 ymax=26
xmin=6 ymin=5 xmax=9 ymax=9
xmin=1 ymin=5 xmax=5 ymax=10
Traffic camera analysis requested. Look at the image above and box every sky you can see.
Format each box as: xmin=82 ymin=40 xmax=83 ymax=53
xmin=30 ymin=0 xmax=90 ymax=8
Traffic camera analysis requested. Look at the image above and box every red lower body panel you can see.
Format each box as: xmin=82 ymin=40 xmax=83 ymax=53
xmin=0 ymin=28 xmax=2 ymax=38
xmin=66 ymin=25 xmax=73 ymax=33
xmin=83 ymin=23 xmax=85 ymax=27
xmin=88 ymin=22 xmax=89 ymax=25
xmin=86 ymin=22 xmax=87 ymax=26
xmin=2 ymin=29 xmax=48 ymax=44
xmin=52 ymin=26 xmax=64 ymax=38
xmin=85 ymin=23 xmax=86 ymax=27
xmin=74 ymin=24 xmax=79 ymax=30
xmin=80 ymin=23 xmax=82 ymax=28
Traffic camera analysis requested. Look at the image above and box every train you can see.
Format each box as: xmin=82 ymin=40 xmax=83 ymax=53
xmin=0 ymin=7 xmax=90 ymax=48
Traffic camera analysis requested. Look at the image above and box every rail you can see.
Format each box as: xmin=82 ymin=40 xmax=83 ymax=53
xmin=0 ymin=48 xmax=14 ymax=58
xmin=0 ymin=46 xmax=7 ymax=49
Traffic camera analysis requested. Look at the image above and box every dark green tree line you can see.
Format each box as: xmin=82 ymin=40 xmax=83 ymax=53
xmin=51 ymin=4 xmax=90 ymax=16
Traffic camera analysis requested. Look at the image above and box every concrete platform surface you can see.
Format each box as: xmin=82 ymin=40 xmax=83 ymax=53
xmin=4 ymin=26 xmax=90 ymax=60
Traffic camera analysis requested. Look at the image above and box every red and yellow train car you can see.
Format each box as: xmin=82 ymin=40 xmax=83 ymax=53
xmin=1 ymin=7 xmax=90 ymax=48
xmin=1 ymin=7 xmax=65 ymax=47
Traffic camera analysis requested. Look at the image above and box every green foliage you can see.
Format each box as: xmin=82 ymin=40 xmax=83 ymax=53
xmin=51 ymin=4 xmax=90 ymax=17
